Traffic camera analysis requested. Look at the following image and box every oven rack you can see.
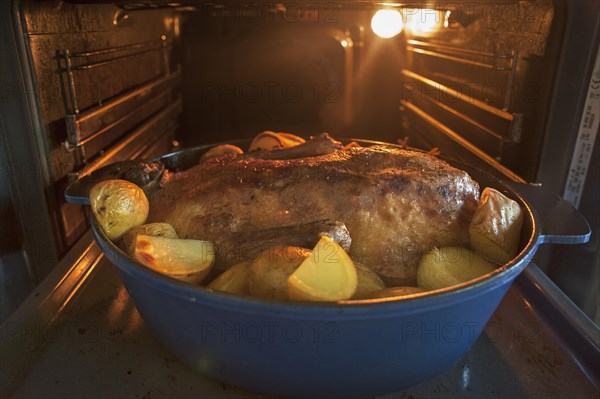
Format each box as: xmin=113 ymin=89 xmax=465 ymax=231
xmin=406 ymin=39 xmax=520 ymax=113
xmin=71 ymin=97 xmax=182 ymax=181
xmin=400 ymin=68 xmax=522 ymax=142
xmin=400 ymin=64 xmax=524 ymax=173
xmin=400 ymin=98 xmax=523 ymax=183
xmin=407 ymin=40 xmax=515 ymax=69
xmin=61 ymin=38 xmax=180 ymax=167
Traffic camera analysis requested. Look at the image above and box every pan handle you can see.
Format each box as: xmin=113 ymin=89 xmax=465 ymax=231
xmin=65 ymin=180 xmax=94 ymax=205
xmin=64 ymin=160 xmax=141 ymax=206
xmin=505 ymin=181 xmax=591 ymax=245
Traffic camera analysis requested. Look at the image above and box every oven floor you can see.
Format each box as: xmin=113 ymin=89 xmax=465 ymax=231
xmin=2 ymin=247 xmax=599 ymax=399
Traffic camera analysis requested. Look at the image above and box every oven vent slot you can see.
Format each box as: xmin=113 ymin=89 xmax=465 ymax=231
xmin=61 ymin=38 xmax=178 ymax=164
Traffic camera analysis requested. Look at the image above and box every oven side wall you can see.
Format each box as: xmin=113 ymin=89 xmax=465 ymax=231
xmin=0 ymin=0 xmax=59 ymax=323
xmin=21 ymin=1 xmax=179 ymax=252
xmin=534 ymin=0 xmax=600 ymax=324
xmin=1 ymin=1 xmax=180 ymax=322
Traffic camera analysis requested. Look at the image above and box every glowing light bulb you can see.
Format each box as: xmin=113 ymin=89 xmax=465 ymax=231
xmin=371 ymin=9 xmax=404 ymax=39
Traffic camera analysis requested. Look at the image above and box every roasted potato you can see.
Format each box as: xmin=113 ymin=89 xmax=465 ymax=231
xmin=200 ymin=144 xmax=243 ymax=161
xmin=208 ymin=260 xmax=252 ymax=295
xmin=365 ymin=286 xmax=424 ymax=299
xmin=352 ymin=262 xmax=386 ymax=299
xmin=134 ymin=234 xmax=215 ymax=284
xmin=121 ymin=222 xmax=178 ymax=255
xmin=248 ymin=131 xmax=305 ymax=152
xmin=248 ymin=246 xmax=311 ymax=300
xmin=277 ymin=132 xmax=306 ymax=145
xmin=469 ymin=187 xmax=523 ymax=265
xmin=288 ymin=236 xmax=357 ymax=302
xmin=417 ymin=246 xmax=497 ymax=291
xmin=90 ymin=179 xmax=149 ymax=241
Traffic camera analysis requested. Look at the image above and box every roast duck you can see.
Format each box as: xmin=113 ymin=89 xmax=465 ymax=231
xmin=126 ymin=134 xmax=480 ymax=285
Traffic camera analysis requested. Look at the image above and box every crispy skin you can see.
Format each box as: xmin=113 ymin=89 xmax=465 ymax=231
xmin=148 ymin=136 xmax=480 ymax=285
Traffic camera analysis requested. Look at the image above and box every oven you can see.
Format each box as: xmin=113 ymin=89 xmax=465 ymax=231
xmin=1 ymin=0 xmax=599 ymax=397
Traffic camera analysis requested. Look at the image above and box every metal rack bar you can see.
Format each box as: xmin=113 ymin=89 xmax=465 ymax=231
xmin=67 ymin=40 xmax=164 ymax=58
xmin=64 ymin=70 xmax=180 ymax=158
xmin=63 ymin=49 xmax=79 ymax=115
xmin=407 ymin=40 xmax=512 ymax=59
xmin=429 ymin=71 xmax=499 ymax=92
xmin=406 ymin=41 xmax=520 ymax=112
xmin=72 ymin=98 xmax=181 ymax=181
xmin=77 ymin=70 xmax=180 ymax=126
xmin=76 ymin=93 xmax=172 ymax=161
xmin=131 ymin=122 xmax=179 ymax=160
xmin=424 ymin=95 xmax=506 ymax=141
xmin=62 ymin=38 xmax=177 ymax=164
xmin=62 ymin=39 xmax=169 ymax=111
xmin=78 ymin=92 xmax=168 ymax=148
xmin=402 ymin=69 xmax=515 ymax=122
xmin=407 ymin=46 xmax=503 ymax=70
xmin=70 ymin=46 xmax=167 ymax=71
xmin=401 ymin=99 xmax=524 ymax=182
xmin=503 ymin=49 xmax=519 ymax=111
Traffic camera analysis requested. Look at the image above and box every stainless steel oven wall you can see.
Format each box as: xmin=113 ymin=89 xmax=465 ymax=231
xmin=398 ymin=0 xmax=556 ymax=181
xmin=396 ymin=0 xmax=599 ymax=323
xmin=534 ymin=0 xmax=600 ymax=324
xmin=178 ymin=3 xmax=414 ymax=146
xmin=1 ymin=0 xmax=180 ymax=322
xmin=179 ymin=4 xmax=359 ymax=145
xmin=21 ymin=1 xmax=180 ymax=252
xmin=1 ymin=0 xmax=59 ymax=323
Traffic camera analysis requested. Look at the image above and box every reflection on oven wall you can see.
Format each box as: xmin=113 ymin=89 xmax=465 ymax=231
xmin=0 ymin=0 xmax=598 ymax=326
xmin=181 ymin=6 xmax=368 ymax=144
xmin=179 ymin=5 xmax=412 ymax=146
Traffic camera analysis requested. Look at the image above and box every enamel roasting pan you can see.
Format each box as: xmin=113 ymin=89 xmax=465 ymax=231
xmin=65 ymin=138 xmax=590 ymax=398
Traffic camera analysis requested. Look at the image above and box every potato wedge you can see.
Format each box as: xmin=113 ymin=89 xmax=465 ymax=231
xmin=288 ymin=236 xmax=357 ymax=302
xmin=417 ymin=246 xmax=497 ymax=291
xmin=248 ymin=131 xmax=305 ymax=152
xmin=469 ymin=187 xmax=523 ymax=265
xmin=365 ymin=286 xmax=424 ymax=299
xmin=248 ymin=131 xmax=283 ymax=152
xmin=248 ymin=246 xmax=311 ymax=300
xmin=352 ymin=262 xmax=386 ymax=299
xmin=134 ymin=235 xmax=215 ymax=284
xmin=200 ymin=144 xmax=243 ymax=161
xmin=208 ymin=260 xmax=252 ymax=295
xmin=277 ymin=132 xmax=306 ymax=145
xmin=90 ymin=179 xmax=149 ymax=241
xmin=121 ymin=223 xmax=178 ymax=256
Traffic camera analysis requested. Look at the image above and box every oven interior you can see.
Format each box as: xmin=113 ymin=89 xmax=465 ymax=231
xmin=0 ymin=0 xmax=598 ymax=327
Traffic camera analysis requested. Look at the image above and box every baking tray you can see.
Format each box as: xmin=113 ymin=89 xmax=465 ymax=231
xmin=1 ymin=232 xmax=599 ymax=399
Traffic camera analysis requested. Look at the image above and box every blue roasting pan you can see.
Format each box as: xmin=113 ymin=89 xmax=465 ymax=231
xmin=69 ymin=139 xmax=590 ymax=398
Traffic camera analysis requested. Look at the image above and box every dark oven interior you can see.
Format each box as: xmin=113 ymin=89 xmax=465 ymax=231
xmin=1 ymin=0 xmax=598 ymax=325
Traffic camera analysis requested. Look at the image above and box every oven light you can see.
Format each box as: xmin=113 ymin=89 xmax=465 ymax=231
xmin=371 ymin=9 xmax=404 ymax=39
